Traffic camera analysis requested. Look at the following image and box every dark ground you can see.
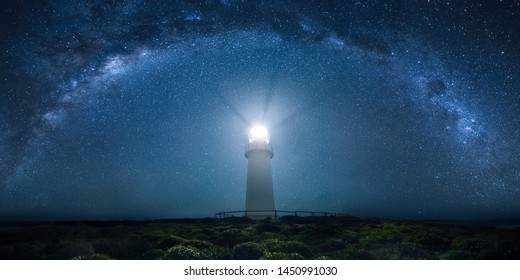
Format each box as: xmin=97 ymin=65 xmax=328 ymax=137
xmin=1 ymin=216 xmax=519 ymax=260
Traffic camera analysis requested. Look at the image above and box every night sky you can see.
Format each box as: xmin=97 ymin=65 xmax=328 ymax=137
xmin=1 ymin=1 xmax=519 ymax=221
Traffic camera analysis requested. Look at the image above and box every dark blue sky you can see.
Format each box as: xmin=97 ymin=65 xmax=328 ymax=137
xmin=1 ymin=1 xmax=519 ymax=221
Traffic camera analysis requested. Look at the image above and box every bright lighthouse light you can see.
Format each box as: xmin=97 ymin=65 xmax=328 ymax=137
xmin=249 ymin=125 xmax=270 ymax=144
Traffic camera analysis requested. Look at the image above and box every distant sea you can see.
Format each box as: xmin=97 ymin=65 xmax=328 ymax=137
xmin=419 ymin=219 xmax=520 ymax=230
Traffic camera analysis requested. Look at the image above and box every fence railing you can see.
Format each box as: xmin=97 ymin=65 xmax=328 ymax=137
xmin=214 ymin=210 xmax=341 ymax=219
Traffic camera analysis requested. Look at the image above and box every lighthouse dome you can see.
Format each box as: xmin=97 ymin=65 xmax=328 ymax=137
xmin=249 ymin=125 xmax=270 ymax=144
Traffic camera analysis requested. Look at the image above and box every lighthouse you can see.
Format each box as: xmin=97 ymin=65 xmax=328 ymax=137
xmin=245 ymin=125 xmax=275 ymax=219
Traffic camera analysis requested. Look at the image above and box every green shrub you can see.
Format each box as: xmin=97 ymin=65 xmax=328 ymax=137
xmin=279 ymin=223 xmax=305 ymax=236
xmin=339 ymin=229 xmax=360 ymax=244
xmin=142 ymin=249 xmax=166 ymax=260
xmin=156 ymin=235 xmax=186 ymax=250
xmin=439 ymin=250 xmax=472 ymax=260
xmin=262 ymin=239 xmax=312 ymax=258
xmin=232 ymin=242 xmax=264 ymax=260
xmin=446 ymin=236 xmax=491 ymax=259
xmin=261 ymin=252 xmax=304 ymax=260
xmin=326 ymin=246 xmax=370 ymax=260
xmin=277 ymin=215 xmax=300 ymax=223
xmin=141 ymin=230 xmax=167 ymax=243
xmin=402 ymin=228 xmax=451 ymax=251
xmin=253 ymin=221 xmax=279 ymax=233
xmin=451 ymin=237 xmax=485 ymax=254
xmin=258 ymin=231 xmax=281 ymax=240
xmin=476 ymin=248 xmax=501 ymax=260
xmin=181 ymin=240 xmax=220 ymax=259
xmin=491 ymin=239 xmax=520 ymax=259
xmin=9 ymin=242 xmax=46 ymax=259
xmin=182 ymin=239 xmax=213 ymax=249
xmin=194 ymin=234 xmax=210 ymax=241
xmin=91 ymin=238 xmax=113 ymax=254
xmin=368 ymin=243 xmax=432 ymax=260
xmin=218 ymin=248 xmax=233 ymax=260
xmin=301 ymin=224 xmax=338 ymax=241
xmin=316 ymin=238 xmax=348 ymax=253
xmin=192 ymin=228 xmax=219 ymax=239
xmin=73 ymin=253 xmax=111 ymax=260
xmin=56 ymin=240 xmax=94 ymax=260
xmin=111 ymin=237 xmax=151 ymax=259
xmin=359 ymin=223 xmax=407 ymax=246
xmin=217 ymin=229 xmax=253 ymax=247
xmin=163 ymin=245 xmax=206 ymax=260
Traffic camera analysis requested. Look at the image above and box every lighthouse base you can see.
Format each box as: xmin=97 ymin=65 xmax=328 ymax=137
xmin=245 ymin=210 xmax=276 ymax=220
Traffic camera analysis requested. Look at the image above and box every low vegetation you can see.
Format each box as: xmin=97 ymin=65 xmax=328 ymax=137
xmin=0 ymin=216 xmax=519 ymax=259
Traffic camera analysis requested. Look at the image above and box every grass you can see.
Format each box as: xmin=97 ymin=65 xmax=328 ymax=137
xmin=0 ymin=216 xmax=519 ymax=259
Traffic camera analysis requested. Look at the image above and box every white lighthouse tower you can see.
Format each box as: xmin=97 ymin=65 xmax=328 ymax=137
xmin=245 ymin=125 xmax=275 ymax=219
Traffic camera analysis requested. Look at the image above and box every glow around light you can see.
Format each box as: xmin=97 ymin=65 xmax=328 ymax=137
xmin=249 ymin=125 xmax=270 ymax=144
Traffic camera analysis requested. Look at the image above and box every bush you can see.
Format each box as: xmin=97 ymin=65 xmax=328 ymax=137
xmin=56 ymin=240 xmax=94 ymax=260
xmin=192 ymin=228 xmax=219 ymax=238
xmin=368 ymin=243 xmax=433 ymax=260
xmin=232 ymin=242 xmax=264 ymax=260
xmin=491 ymin=239 xmax=520 ymax=259
xmin=359 ymin=224 xmax=406 ymax=246
xmin=253 ymin=221 xmax=279 ymax=233
xmin=7 ymin=242 xmax=46 ymax=259
xmin=182 ymin=239 xmax=214 ymax=249
xmin=218 ymin=248 xmax=233 ymax=260
xmin=91 ymin=238 xmax=113 ymax=254
xmin=262 ymin=239 xmax=312 ymax=258
xmin=140 ymin=230 xmax=167 ymax=243
xmin=451 ymin=237 xmax=485 ymax=254
xmin=299 ymin=224 xmax=338 ymax=242
xmin=339 ymin=229 xmax=360 ymax=244
xmin=142 ymin=249 xmax=166 ymax=260
xmin=73 ymin=253 xmax=111 ymax=260
xmin=181 ymin=240 xmax=220 ymax=259
xmin=193 ymin=234 xmax=210 ymax=241
xmin=261 ymin=252 xmax=304 ymax=260
xmin=156 ymin=235 xmax=186 ymax=250
xmin=402 ymin=228 xmax=451 ymax=251
xmin=439 ymin=250 xmax=472 ymax=260
xmin=113 ymin=237 xmax=151 ymax=259
xmin=327 ymin=246 xmax=371 ymax=260
xmin=217 ymin=229 xmax=253 ymax=247
xmin=279 ymin=223 xmax=305 ymax=236
xmin=163 ymin=245 xmax=206 ymax=260
xmin=445 ymin=237 xmax=491 ymax=259
xmin=316 ymin=238 xmax=348 ymax=253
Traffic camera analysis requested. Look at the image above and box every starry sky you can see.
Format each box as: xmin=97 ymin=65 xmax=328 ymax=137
xmin=1 ymin=1 xmax=519 ymax=221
